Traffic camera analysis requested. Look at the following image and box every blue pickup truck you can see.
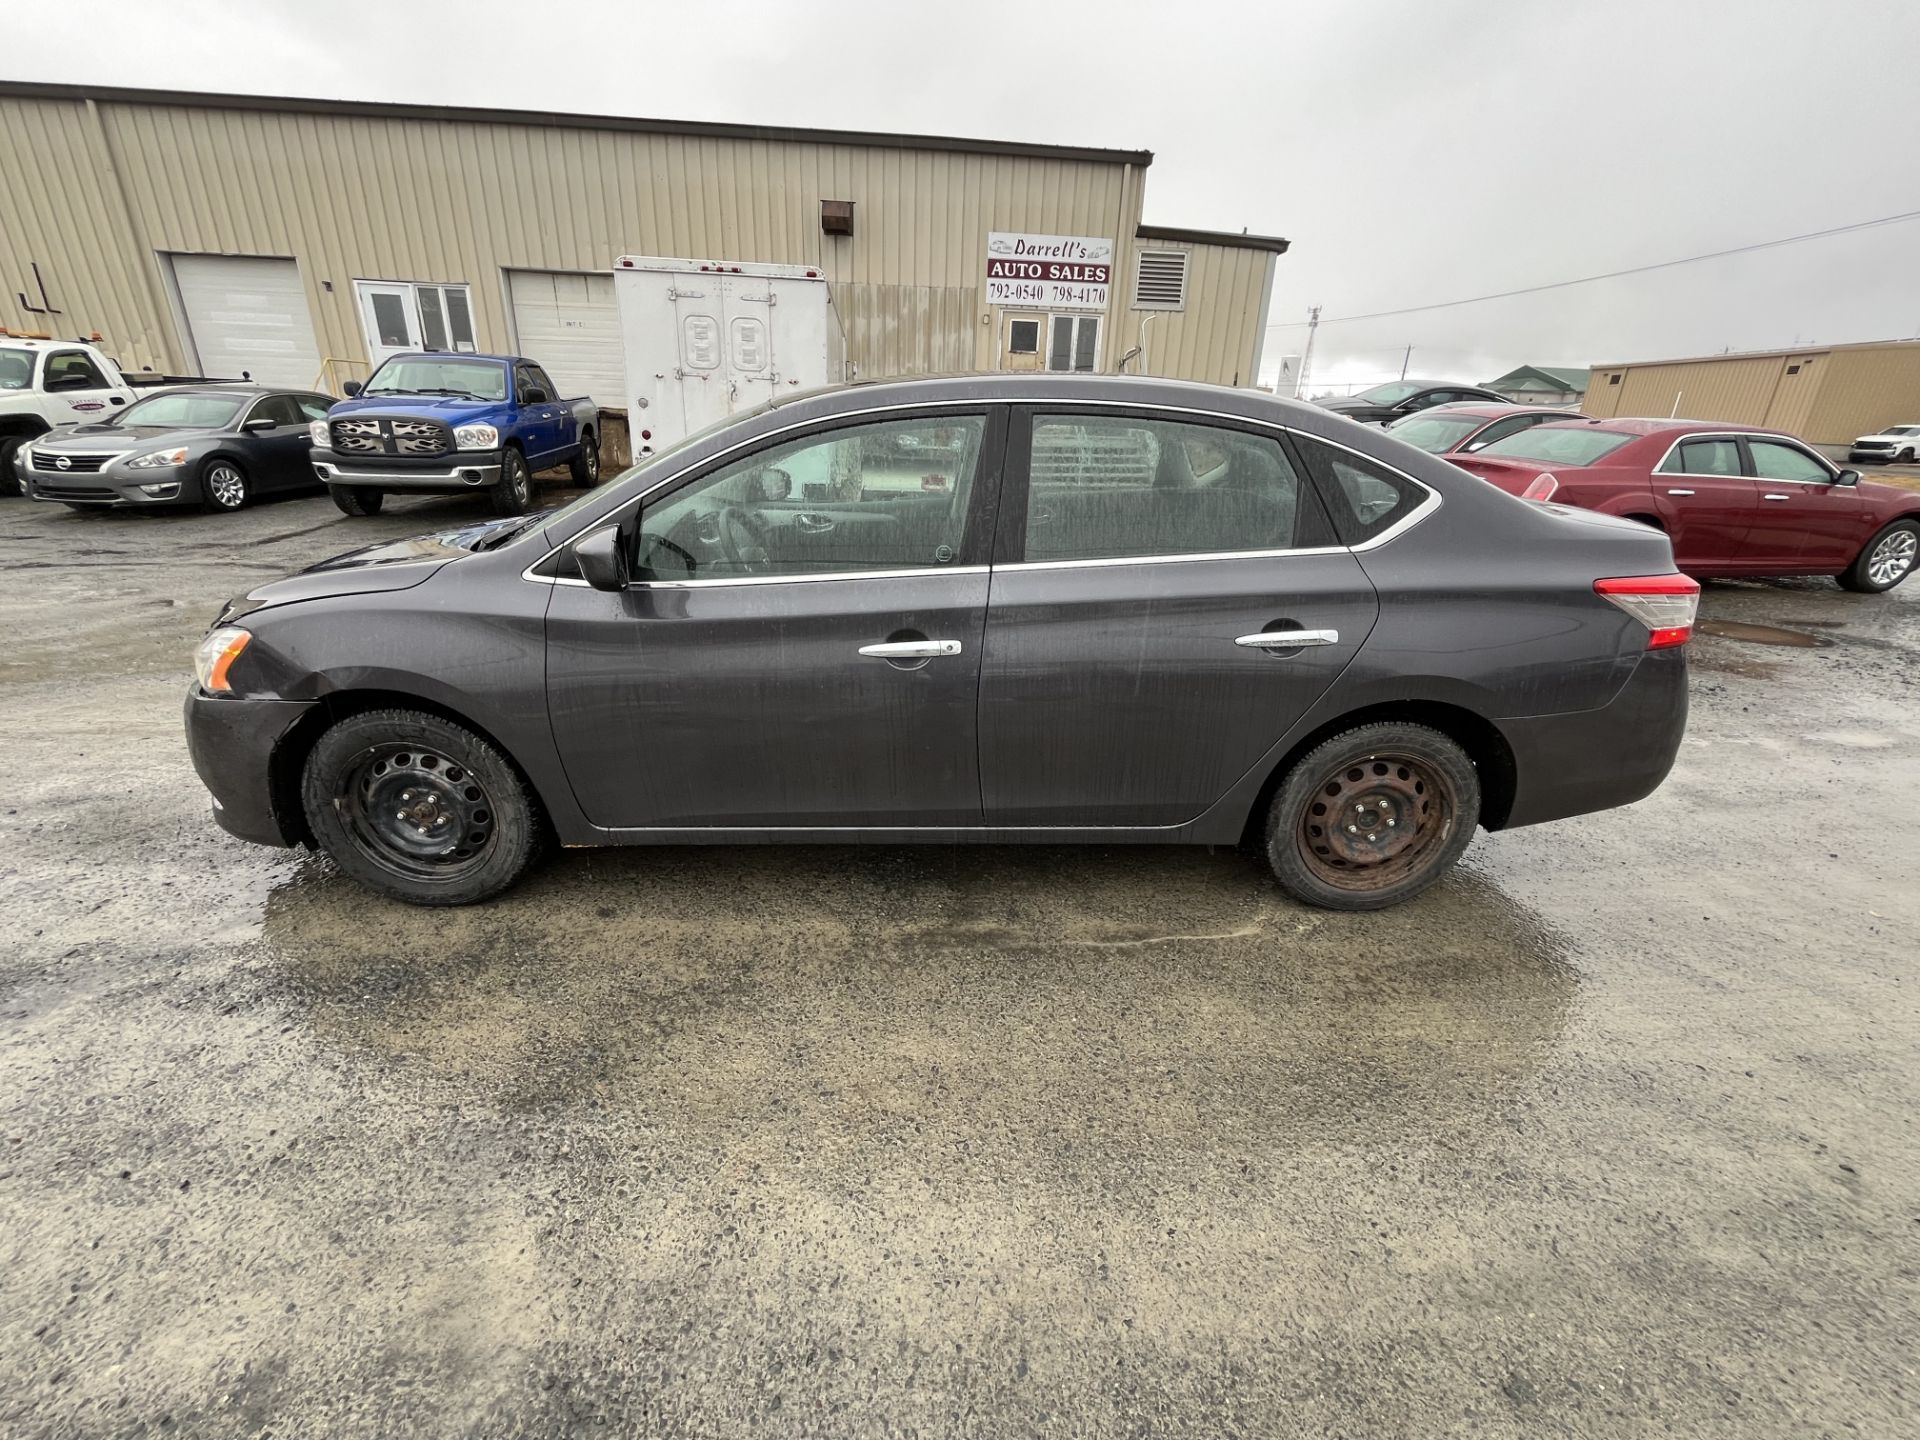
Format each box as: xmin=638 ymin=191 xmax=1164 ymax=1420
xmin=309 ymin=352 xmax=599 ymax=516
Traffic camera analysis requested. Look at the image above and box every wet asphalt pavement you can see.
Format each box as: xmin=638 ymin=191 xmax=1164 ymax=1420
xmin=1 ymin=485 xmax=1916 ymax=1438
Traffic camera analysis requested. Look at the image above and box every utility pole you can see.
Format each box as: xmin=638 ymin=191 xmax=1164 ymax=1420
xmin=1399 ymin=344 xmax=1413 ymax=381
xmin=1295 ymin=305 xmax=1322 ymax=399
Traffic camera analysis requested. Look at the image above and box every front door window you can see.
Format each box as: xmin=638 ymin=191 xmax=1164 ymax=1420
xmin=634 ymin=415 xmax=987 ymax=581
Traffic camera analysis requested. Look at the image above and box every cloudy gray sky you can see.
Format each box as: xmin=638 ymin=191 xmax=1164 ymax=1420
xmin=10 ymin=0 xmax=1919 ymax=391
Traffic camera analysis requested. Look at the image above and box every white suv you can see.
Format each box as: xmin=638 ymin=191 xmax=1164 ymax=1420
xmin=1848 ymin=424 xmax=1920 ymax=465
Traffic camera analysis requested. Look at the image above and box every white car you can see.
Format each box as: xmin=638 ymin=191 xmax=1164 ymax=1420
xmin=1 ymin=337 xmax=140 ymax=492
xmin=1848 ymin=424 xmax=1920 ymax=465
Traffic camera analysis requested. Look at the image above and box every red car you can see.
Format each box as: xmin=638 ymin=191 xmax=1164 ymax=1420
xmin=1449 ymin=418 xmax=1920 ymax=591
xmin=1383 ymin=402 xmax=1580 ymax=458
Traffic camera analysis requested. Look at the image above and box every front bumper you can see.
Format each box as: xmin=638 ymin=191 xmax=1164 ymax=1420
xmin=1849 ymin=448 xmax=1894 ymax=463
xmin=184 ymin=689 xmax=317 ymax=847
xmin=312 ymin=448 xmax=502 ymax=491
xmin=1495 ymin=645 xmax=1689 ymax=829
xmin=21 ymin=452 xmax=194 ymax=507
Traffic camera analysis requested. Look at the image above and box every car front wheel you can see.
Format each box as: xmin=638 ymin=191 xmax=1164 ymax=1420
xmin=300 ymin=709 xmax=544 ymax=905
xmin=492 ymin=447 xmax=533 ymax=516
xmin=1841 ymin=518 xmax=1919 ymax=593
xmin=1264 ymin=721 xmax=1481 ymax=911
xmin=330 ymin=484 xmax=384 ymax=516
xmin=200 ymin=458 xmax=249 ymax=513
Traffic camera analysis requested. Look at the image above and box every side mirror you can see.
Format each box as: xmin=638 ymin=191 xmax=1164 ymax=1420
xmin=523 ymin=388 xmax=551 ymax=405
xmin=1835 ymin=468 xmax=1861 ymax=487
xmin=243 ymin=418 xmax=276 ymax=433
xmin=342 ymin=380 xmax=363 ymax=398
xmin=573 ymin=526 xmax=627 ymax=592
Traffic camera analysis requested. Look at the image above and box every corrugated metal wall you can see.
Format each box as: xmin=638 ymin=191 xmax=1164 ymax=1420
xmin=1583 ymin=344 xmax=1920 ymax=443
xmin=0 ymin=90 xmax=1269 ymax=394
xmin=1119 ymin=241 xmax=1273 ymax=387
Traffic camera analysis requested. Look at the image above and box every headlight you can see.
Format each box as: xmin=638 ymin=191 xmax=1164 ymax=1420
xmin=453 ymin=423 xmax=499 ymax=450
xmin=193 ymin=626 xmax=252 ymax=693
xmin=128 ymin=446 xmax=190 ymax=469
xmin=309 ymin=420 xmax=330 ymax=446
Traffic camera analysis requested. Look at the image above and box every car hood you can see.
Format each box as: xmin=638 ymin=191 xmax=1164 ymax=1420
xmin=35 ymin=423 xmax=212 ymax=447
xmin=1855 ymin=434 xmax=1916 ymax=445
xmin=1315 ymin=396 xmax=1386 ymax=414
xmin=217 ymin=518 xmax=528 ymax=621
xmin=330 ymin=394 xmax=503 ymax=419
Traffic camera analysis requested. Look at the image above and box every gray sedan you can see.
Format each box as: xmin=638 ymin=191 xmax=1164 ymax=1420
xmin=184 ymin=374 xmax=1694 ymax=911
xmin=19 ymin=386 xmax=335 ymax=512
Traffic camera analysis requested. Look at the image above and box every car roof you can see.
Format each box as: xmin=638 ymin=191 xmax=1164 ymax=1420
xmin=386 ymin=351 xmax=516 ymax=364
xmin=1426 ymin=402 xmax=1575 ymax=419
xmin=1531 ymin=416 xmax=1785 ymax=437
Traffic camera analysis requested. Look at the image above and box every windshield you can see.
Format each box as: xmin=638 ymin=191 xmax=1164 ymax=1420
xmin=1384 ymin=413 xmax=1483 ymax=453
xmin=0 ymin=348 xmax=33 ymax=391
xmin=1475 ymin=425 xmax=1638 ymax=466
xmin=362 ymin=357 xmax=508 ymax=401
xmin=1883 ymin=425 xmax=1919 ymax=436
xmin=1352 ymin=381 xmax=1425 ymax=405
xmin=117 ymin=391 xmax=247 ymax=428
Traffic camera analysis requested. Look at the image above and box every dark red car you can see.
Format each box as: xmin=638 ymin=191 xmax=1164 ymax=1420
xmin=1382 ymin=402 xmax=1581 ymax=459
xmin=1449 ymin=418 xmax=1920 ymax=591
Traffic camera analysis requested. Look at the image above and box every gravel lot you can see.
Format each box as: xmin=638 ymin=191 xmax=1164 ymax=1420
xmin=2 ymin=485 xmax=1916 ymax=1438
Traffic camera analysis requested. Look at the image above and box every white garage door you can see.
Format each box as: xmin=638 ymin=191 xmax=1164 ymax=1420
xmin=171 ymin=255 xmax=322 ymax=389
xmin=508 ymin=270 xmax=624 ymax=409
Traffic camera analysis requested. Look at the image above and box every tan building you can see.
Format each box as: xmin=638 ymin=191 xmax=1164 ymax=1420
xmin=1584 ymin=339 xmax=1920 ymax=445
xmin=0 ymin=82 xmax=1286 ymax=410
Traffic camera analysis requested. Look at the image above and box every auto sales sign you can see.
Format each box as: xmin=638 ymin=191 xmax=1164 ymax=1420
xmin=986 ymin=232 xmax=1113 ymax=310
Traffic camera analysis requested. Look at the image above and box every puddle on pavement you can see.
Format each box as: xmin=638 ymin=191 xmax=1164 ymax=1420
xmin=248 ymin=847 xmax=1579 ymax=1146
xmin=1696 ymin=619 xmax=1831 ymax=648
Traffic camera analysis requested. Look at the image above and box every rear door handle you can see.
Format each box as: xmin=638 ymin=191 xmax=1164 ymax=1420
xmin=1763 ymin=493 xmax=1791 ymax=501
xmin=859 ymin=640 xmax=962 ymax=659
xmin=1236 ymin=629 xmax=1339 ymax=650
xmin=1666 ymin=488 xmax=1695 ymax=496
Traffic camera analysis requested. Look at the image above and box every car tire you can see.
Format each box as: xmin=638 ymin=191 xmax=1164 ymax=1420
xmin=492 ymin=446 xmax=534 ymax=516
xmin=1898 ymin=448 xmax=1916 ymax=464
xmin=300 ymin=708 xmax=545 ymax=906
xmin=0 ymin=435 xmax=26 ymax=497
xmin=568 ymin=429 xmax=600 ymax=486
xmin=199 ymin=458 xmax=249 ymax=513
xmin=1264 ymin=721 xmax=1481 ymax=911
xmin=1839 ymin=518 xmax=1919 ymax=593
xmin=330 ymin=484 xmax=384 ymax=516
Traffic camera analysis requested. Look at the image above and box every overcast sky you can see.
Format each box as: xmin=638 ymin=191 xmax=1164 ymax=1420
xmin=10 ymin=0 xmax=1920 ymax=392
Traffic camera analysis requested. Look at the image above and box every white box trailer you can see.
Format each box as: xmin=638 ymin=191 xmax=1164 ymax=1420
xmin=613 ymin=255 xmax=842 ymax=457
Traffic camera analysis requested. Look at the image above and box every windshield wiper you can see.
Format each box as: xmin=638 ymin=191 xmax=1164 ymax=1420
xmin=365 ymin=386 xmax=489 ymax=400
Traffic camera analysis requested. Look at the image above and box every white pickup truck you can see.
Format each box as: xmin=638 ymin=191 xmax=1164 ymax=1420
xmin=0 ymin=337 xmax=144 ymax=494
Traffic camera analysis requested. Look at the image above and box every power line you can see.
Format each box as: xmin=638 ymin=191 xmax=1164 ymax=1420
xmin=1265 ymin=208 xmax=1920 ymax=330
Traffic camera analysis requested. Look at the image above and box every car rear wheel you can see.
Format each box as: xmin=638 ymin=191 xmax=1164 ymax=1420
xmin=199 ymin=458 xmax=249 ymax=513
xmin=1264 ymin=722 xmax=1481 ymax=911
xmin=300 ymin=709 xmax=543 ymax=906
xmin=568 ymin=429 xmax=599 ymax=486
xmin=330 ymin=484 xmax=384 ymax=516
xmin=1840 ymin=518 xmax=1919 ymax=593
xmin=492 ymin=447 xmax=533 ymax=516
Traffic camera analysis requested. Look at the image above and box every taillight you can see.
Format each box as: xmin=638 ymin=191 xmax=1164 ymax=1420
xmin=1521 ymin=472 xmax=1558 ymax=501
xmin=1594 ymin=573 xmax=1700 ymax=649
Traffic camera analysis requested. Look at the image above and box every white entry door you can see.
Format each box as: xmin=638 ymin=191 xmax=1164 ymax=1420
xmin=356 ymin=281 xmax=476 ymax=371
xmin=171 ymin=255 xmax=322 ymax=388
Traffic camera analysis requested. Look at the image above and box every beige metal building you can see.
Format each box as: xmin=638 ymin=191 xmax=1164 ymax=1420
xmin=0 ymin=82 xmax=1286 ymax=410
xmin=1584 ymin=339 xmax=1920 ymax=445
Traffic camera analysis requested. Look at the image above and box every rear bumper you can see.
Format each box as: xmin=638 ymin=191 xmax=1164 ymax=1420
xmin=312 ymin=450 xmax=502 ymax=491
xmin=183 ymin=690 xmax=317 ymax=847
xmin=1495 ymin=646 xmax=1689 ymax=829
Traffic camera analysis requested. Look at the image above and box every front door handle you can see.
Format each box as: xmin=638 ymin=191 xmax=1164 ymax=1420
xmin=859 ymin=640 xmax=962 ymax=659
xmin=1666 ymin=488 xmax=1695 ymax=496
xmin=1236 ymin=629 xmax=1339 ymax=650
xmin=1762 ymin=493 xmax=1791 ymax=502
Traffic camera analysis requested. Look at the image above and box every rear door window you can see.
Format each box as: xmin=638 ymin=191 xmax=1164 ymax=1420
xmin=1016 ymin=414 xmax=1323 ymax=563
xmin=1659 ymin=438 xmax=1742 ymax=476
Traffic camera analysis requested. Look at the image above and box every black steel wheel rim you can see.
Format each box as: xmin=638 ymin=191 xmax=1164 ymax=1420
xmin=1297 ymin=752 xmax=1455 ymax=892
xmin=336 ymin=744 xmax=497 ymax=880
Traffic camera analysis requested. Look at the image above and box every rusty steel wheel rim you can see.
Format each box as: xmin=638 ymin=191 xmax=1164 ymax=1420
xmin=1298 ymin=752 xmax=1455 ymax=892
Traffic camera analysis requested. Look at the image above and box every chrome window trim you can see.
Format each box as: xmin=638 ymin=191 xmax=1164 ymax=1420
xmin=1652 ymin=430 xmax=1837 ymax=483
xmin=520 ymin=396 xmax=1442 ymax=585
xmin=1000 ymin=545 xmax=1348 ymax=573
